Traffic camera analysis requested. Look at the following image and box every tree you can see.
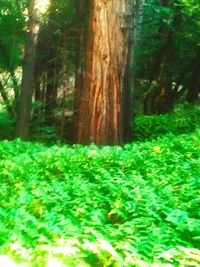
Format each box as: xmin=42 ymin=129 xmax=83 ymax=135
xmin=34 ymin=0 xmax=80 ymax=130
xmin=15 ymin=0 xmax=40 ymax=139
xmin=186 ymin=47 xmax=200 ymax=103
xmin=75 ymin=0 xmax=134 ymax=145
xmin=135 ymin=0 xmax=200 ymax=114
xmin=143 ymin=0 xmax=180 ymax=114
xmin=73 ymin=0 xmax=89 ymax=140
xmin=0 ymin=0 xmax=25 ymax=113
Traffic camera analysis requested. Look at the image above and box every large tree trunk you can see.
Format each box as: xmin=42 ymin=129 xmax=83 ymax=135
xmin=75 ymin=0 xmax=134 ymax=145
xmin=15 ymin=0 xmax=40 ymax=139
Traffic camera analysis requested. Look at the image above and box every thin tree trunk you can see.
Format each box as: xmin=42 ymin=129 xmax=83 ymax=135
xmin=186 ymin=48 xmax=200 ymax=103
xmin=76 ymin=0 xmax=134 ymax=145
xmin=74 ymin=0 xmax=88 ymax=137
xmin=44 ymin=64 xmax=58 ymax=124
xmin=15 ymin=0 xmax=40 ymax=139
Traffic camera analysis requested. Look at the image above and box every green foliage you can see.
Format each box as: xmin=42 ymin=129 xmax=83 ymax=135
xmin=135 ymin=0 xmax=200 ymax=103
xmin=31 ymin=125 xmax=59 ymax=144
xmin=0 ymin=124 xmax=199 ymax=266
xmin=134 ymin=104 xmax=200 ymax=140
xmin=0 ymin=107 xmax=14 ymax=140
xmin=0 ymin=0 xmax=26 ymax=70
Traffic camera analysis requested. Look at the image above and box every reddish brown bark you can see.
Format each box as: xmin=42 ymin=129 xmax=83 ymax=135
xmin=75 ymin=0 xmax=133 ymax=145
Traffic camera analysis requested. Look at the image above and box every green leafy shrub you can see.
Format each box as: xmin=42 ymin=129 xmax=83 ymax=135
xmin=0 ymin=110 xmax=14 ymax=140
xmin=0 ymin=127 xmax=199 ymax=266
xmin=133 ymin=104 xmax=200 ymax=141
xmin=31 ymin=125 xmax=59 ymax=144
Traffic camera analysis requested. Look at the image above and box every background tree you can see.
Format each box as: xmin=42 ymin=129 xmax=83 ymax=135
xmin=0 ymin=0 xmax=25 ymax=116
xmin=33 ymin=0 xmax=82 ymax=141
xmin=134 ymin=0 xmax=200 ymax=114
xmin=15 ymin=0 xmax=41 ymax=139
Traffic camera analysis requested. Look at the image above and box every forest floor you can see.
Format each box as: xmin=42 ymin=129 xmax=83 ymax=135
xmin=0 ymin=104 xmax=200 ymax=267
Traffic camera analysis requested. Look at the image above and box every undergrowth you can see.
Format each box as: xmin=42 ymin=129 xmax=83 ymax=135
xmin=133 ymin=103 xmax=200 ymax=141
xmin=0 ymin=111 xmax=14 ymax=140
xmin=0 ymin=126 xmax=199 ymax=266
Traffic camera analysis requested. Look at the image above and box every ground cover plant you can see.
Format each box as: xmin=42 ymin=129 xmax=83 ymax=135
xmin=0 ymin=123 xmax=200 ymax=266
xmin=133 ymin=104 xmax=200 ymax=141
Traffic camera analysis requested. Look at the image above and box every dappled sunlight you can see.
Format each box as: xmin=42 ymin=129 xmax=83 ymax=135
xmin=0 ymin=125 xmax=199 ymax=265
xmin=1 ymin=244 xmax=200 ymax=267
xmin=36 ymin=0 xmax=50 ymax=14
xmin=0 ymin=255 xmax=24 ymax=267
xmin=46 ymin=257 xmax=65 ymax=267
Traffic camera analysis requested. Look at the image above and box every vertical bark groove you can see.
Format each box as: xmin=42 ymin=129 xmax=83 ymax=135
xmin=76 ymin=0 xmax=133 ymax=145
